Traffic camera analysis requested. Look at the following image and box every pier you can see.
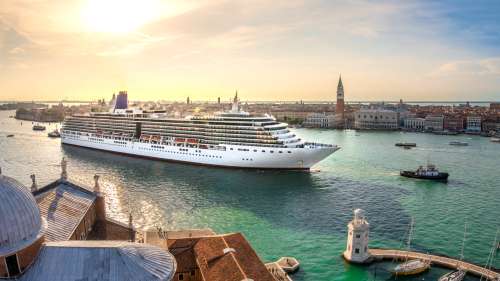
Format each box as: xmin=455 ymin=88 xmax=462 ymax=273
xmin=370 ymin=249 xmax=500 ymax=280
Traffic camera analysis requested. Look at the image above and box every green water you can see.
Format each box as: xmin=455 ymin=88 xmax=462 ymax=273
xmin=0 ymin=110 xmax=499 ymax=280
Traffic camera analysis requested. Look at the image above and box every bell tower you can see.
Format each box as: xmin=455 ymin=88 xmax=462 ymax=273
xmin=335 ymin=75 xmax=345 ymax=128
xmin=343 ymin=209 xmax=370 ymax=263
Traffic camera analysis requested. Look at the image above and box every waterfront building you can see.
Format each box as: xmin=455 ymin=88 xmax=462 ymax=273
xmin=490 ymin=102 xmax=500 ymax=112
xmin=354 ymin=108 xmax=398 ymax=130
xmin=443 ymin=115 xmax=464 ymax=132
xmin=335 ymin=75 xmax=345 ymax=128
xmin=404 ymin=117 xmax=425 ymax=131
xmin=303 ymin=113 xmax=336 ymax=128
xmin=482 ymin=118 xmax=500 ymax=133
xmin=466 ymin=116 xmax=482 ymax=133
xmin=424 ymin=115 xmax=444 ymax=132
xmin=343 ymin=209 xmax=370 ymax=263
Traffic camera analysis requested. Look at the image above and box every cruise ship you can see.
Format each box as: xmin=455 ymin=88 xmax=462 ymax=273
xmin=61 ymin=92 xmax=339 ymax=169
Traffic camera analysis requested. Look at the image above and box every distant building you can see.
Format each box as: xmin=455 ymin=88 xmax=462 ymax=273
xmin=354 ymin=108 xmax=398 ymax=130
xmin=424 ymin=115 xmax=444 ymax=132
xmin=482 ymin=119 xmax=500 ymax=133
xmin=466 ymin=116 xmax=481 ymax=132
xmin=490 ymin=102 xmax=500 ymax=112
xmin=335 ymin=75 xmax=345 ymax=128
xmin=443 ymin=116 xmax=464 ymax=132
xmin=404 ymin=117 xmax=425 ymax=131
xmin=303 ymin=113 xmax=332 ymax=128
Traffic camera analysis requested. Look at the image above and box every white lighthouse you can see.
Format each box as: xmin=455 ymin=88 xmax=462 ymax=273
xmin=343 ymin=208 xmax=371 ymax=263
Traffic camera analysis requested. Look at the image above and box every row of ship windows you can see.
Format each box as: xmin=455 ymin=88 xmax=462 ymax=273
xmin=72 ymin=117 xmax=279 ymax=126
xmin=63 ymin=132 xmax=296 ymax=150
xmin=230 ymin=147 xmax=292 ymax=154
xmin=138 ymin=147 xmax=223 ymax=158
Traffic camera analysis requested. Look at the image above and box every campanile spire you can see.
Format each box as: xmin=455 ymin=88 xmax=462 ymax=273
xmin=335 ymin=74 xmax=345 ymax=128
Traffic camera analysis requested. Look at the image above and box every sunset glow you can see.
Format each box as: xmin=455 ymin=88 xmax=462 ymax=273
xmin=1 ymin=1 xmax=499 ymax=102
xmin=81 ymin=0 xmax=160 ymax=33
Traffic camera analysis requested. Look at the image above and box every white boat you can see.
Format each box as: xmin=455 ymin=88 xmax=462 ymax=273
xmin=439 ymin=224 xmax=468 ymax=281
xmin=491 ymin=137 xmax=500 ymax=143
xmin=449 ymin=141 xmax=468 ymax=146
xmin=392 ymin=218 xmax=431 ymax=276
xmin=393 ymin=259 xmax=430 ymax=276
xmin=48 ymin=128 xmax=61 ymax=138
xmin=439 ymin=269 xmax=466 ymax=281
xmin=61 ymin=92 xmax=339 ymax=170
xmin=276 ymin=257 xmax=300 ymax=273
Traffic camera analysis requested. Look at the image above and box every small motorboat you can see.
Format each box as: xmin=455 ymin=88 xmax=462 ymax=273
xmin=439 ymin=269 xmax=466 ymax=281
xmin=491 ymin=137 xmax=500 ymax=143
xmin=32 ymin=124 xmax=46 ymax=131
xmin=395 ymin=142 xmax=417 ymax=147
xmin=400 ymin=164 xmax=449 ymax=181
xmin=6 ymin=134 xmax=14 ymax=138
xmin=392 ymin=259 xmax=431 ymax=276
xmin=48 ymin=129 xmax=61 ymax=138
xmin=449 ymin=141 xmax=468 ymax=146
xmin=276 ymin=257 xmax=300 ymax=273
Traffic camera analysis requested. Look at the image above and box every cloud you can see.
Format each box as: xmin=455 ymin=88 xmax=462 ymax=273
xmin=432 ymin=57 xmax=500 ymax=76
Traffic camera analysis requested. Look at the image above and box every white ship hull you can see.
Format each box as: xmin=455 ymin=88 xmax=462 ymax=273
xmin=61 ymin=133 xmax=338 ymax=169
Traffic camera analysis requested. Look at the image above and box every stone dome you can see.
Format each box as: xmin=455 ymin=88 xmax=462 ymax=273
xmin=0 ymin=172 xmax=45 ymax=257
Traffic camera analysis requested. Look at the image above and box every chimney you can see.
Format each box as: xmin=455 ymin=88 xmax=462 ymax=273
xmin=30 ymin=174 xmax=37 ymax=192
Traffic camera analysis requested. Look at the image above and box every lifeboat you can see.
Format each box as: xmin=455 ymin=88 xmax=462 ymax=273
xmin=187 ymin=138 xmax=199 ymax=144
xmin=175 ymin=138 xmax=185 ymax=143
xmin=276 ymin=257 xmax=300 ymax=273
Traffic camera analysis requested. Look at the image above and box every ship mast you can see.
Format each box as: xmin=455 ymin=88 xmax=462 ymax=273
xmin=407 ymin=217 xmax=414 ymax=251
xmin=459 ymin=223 xmax=467 ymax=261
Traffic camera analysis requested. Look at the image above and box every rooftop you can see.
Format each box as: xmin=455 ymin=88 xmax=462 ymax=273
xmin=19 ymin=241 xmax=177 ymax=281
xmin=34 ymin=180 xmax=96 ymax=241
xmin=166 ymin=232 xmax=277 ymax=281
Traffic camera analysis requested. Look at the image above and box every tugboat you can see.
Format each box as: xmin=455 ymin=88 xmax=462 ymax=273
xmin=48 ymin=128 xmax=61 ymax=138
xmin=32 ymin=124 xmax=46 ymax=131
xmin=48 ymin=126 xmax=61 ymax=138
xmin=395 ymin=142 xmax=417 ymax=147
xmin=400 ymin=164 xmax=449 ymax=181
xmin=449 ymin=141 xmax=468 ymax=146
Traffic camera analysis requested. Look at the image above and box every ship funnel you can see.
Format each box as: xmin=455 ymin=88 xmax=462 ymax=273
xmin=115 ymin=91 xmax=128 ymax=110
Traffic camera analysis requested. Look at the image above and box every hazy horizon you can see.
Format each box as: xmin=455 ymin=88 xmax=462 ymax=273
xmin=1 ymin=1 xmax=500 ymax=101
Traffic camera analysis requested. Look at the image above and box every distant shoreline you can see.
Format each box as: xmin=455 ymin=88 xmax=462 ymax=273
xmin=0 ymin=100 xmax=497 ymax=104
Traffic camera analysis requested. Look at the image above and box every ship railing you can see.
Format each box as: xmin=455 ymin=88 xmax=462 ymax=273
xmin=304 ymin=142 xmax=336 ymax=148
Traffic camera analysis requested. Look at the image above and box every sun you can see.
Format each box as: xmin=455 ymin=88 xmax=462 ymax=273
xmin=82 ymin=0 xmax=159 ymax=33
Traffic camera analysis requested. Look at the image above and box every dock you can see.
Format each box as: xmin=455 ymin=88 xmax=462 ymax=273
xmin=370 ymin=249 xmax=500 ymax=280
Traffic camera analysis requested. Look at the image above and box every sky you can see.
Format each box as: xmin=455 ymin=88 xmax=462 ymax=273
xmin=1 ymin=0 xmax=500 ymax=102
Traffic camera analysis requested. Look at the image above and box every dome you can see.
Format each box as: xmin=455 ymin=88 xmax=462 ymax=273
xmin=0 ymin=172 xmax=45 ymax=256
